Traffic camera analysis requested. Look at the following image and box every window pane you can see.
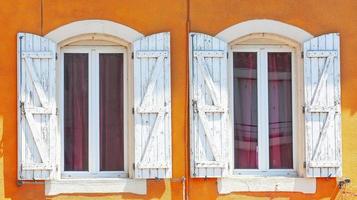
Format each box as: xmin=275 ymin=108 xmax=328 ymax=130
xmin=233 ymin=52 xmax=258 ymax=169
xmin=268 ymin=52 xmax=293 ymax=169
xmin=64 ymin=53 xmax=89 ymax=171
xmin=100 ymin=53 xmax=124 ymax=171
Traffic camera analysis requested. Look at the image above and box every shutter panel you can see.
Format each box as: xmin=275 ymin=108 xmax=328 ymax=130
xmin=189 ymin=33 xmax=230 ymax=177
xmin=17 ymin=33 xmax=57 ymax=180
xmin=304 ymin=33 xmax=342 ymax=177
xmin=133 ymin=32 xmax=172 ymax=179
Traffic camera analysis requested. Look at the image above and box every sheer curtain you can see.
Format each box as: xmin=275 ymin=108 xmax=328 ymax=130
xmin=268 ymin=52 xmax=293 ymax=169
xmin=64 ymin=53 xmax=89 ymax=171
xmin=234 ymin=52 xmax=258 ymax=169
xmin=99 ymin=53 xmax=124 ymax=171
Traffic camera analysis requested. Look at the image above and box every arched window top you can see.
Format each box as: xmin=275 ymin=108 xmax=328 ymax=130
xmin=216 ymin=19 xmax=313 ymax=44
xmin=45 ymin=19 xmax=143 ymax=44
xmin=57 ymin=33 xmax=131 ymax=48
xmin=230 ymin=33 xmax=302 ymax=50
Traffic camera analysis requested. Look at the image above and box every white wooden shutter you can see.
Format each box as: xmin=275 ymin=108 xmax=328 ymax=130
xmin=17 ymin=33 xmax=57 ymax=180
xmin=133 ymin=32 xmax=171 ymax=179
xmin=189 ymin=33 xmax=230 ymax=177
xmin=304 ymin=33 xmax=342 ymax=177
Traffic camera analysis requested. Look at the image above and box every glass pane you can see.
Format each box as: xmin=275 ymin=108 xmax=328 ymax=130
xmin=233 ymin=52 xmax=258 ymax=169
xmin=64 ymin=53 xmax=89 ymax=171
xmin=268 ymin=52 xmax=293 ymax=169
xmin=100 ymin=53 xmax=124 ymax=171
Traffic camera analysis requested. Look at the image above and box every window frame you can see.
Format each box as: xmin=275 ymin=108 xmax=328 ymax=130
xmin=59 ymin=45 xmax=128 ymax=179
xmin=229 ymin=44 xmax=298 ymax=177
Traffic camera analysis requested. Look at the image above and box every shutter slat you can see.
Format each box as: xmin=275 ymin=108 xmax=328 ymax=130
xmin=190 ymin=32 xmax=230 ymax=178
xmin=304 ymin=33 xmax=342 ymax=177
xmin=24 ymin=56 xmax=50 ymax=106
xmin=139 ymin=55 xmax=165 ymax=108
xmin=196 ymin=56 xmax=220 ymax=105
xmin=133 ymin=32 xmax=172 ymax=179
xmin=24 ymin=112 xmax=50 ymax=161
xmin=18 ymin=33 xmax=57 ymax=180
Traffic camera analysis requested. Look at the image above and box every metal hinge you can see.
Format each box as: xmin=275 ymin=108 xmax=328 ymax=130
xmin=302 ymin=105 xmax=306 ymax=113
xmin=56 ymin=108 xmax=59 ymax=115
xmin=20 ymin=101 xmax=25 ymax=115
xmin=133 ymin=163 xmax=135 ymax=170
xmin=55 ymin=52 xmax=58 ymax=60
xmin=131 ymin=52 xmax=134 ymax=59
xmin=192 ymin=100 xmax=198 ymax=113
xmin=303 ymin=161 xmax=306 ymax=168
xmin=301 ymin=51 xmax=304 ymax=59
xmin=132 ymin=107 xmax=135 ymax=114
xmin=226 ymin=52 xmax=229 ymax=59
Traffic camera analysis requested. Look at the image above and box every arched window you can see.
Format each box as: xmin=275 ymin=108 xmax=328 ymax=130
xmin=17 ymin=20 xmax=172 ymax=195
xmin=59 ymin=35 xmax=129 ymax=178
xmin=189 ymin=21 xmax=342 ymax=194
xmin=230 ymin=34 xmax=300 ymax=176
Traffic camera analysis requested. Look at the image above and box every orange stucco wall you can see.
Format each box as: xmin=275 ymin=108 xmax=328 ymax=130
xmin=0 ymin=0 xmax=357 ymax=199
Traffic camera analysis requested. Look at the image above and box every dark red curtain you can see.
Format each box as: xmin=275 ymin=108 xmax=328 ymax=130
xmin=99 ymin=53 xmax=124 ymax=171
xmin=64 ymin=53 xmax=89 ymax=171
xmin=268 ymin=52 xmax=293 ymax=169
xmin=233 ymin=52 xmax=258 ymax=169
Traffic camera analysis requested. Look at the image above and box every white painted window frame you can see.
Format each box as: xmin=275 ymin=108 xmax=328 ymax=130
xmin=229 ymin=44 xmax=298 ymax=177
xmin=59 ymin=45 xmax=128 ymax=179
xmin=216 ymin=20 xmax=315 ymax=194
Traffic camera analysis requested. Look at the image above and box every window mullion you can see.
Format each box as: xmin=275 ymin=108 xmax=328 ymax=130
xmin=89 ymin=48 xmax=100 ymax=174
xmin=257 ymin=49 xmax=269 ymax=171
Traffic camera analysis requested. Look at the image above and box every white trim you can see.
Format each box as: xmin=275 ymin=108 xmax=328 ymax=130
xmin=59 ymin=45 xmax=128 ymax=178
xmin=217 ymin=177 xmax=316 ymax=194
xmin=45 ymin=20 xmax=143 ymax=43
xmin=45 ymin=178 xmax=146 ymax=196
xmin=216 ymin=19 xmax=313 ymax=43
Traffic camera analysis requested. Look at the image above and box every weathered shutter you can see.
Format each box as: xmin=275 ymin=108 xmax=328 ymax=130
xmin=189 ymin=33 xmax=230 ymax=177
xmin=133 ymin=32 xmax=172 ymax=179
xmin=17 ymin=33 xmax=57 ymax=180
xmin=304 ymin=33 xmax=342 ymax=177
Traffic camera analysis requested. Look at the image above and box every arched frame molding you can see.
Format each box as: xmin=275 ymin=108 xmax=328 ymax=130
xmin=57 ymin=33 xmax=132 ymax=48
xmin=216 ymin=19 xmax=313 ymax=44
xmin=217 ymin=20 xmax=317 ymax=194
xmin=45 ymin=19 xmax=144 ymax=44
xmin=217 ymin=20 xmax=314 ymax=179
xmin=227 ymin=33 xmax=305 ymax=177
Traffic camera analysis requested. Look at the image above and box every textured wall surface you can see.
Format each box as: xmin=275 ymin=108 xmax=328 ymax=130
xmin=0 ymin=0 xmax=356 ymax=199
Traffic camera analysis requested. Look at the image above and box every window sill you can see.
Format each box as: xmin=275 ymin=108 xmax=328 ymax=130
xmin=45 ymin=178 xmax=146 ymax=196
xmin=217 ymin=177 xmax=316 ymax=194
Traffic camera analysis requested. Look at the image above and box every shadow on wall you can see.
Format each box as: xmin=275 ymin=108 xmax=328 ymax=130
xmin=1 ymin=112 xmax=46 ymax=200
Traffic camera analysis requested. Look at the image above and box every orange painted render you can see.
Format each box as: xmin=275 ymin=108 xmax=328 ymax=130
xmin=0 ymin=0 xmax=357 ymax=199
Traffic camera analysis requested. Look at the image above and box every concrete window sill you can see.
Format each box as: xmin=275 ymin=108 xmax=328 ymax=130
xmin=45 ymin=178 xmax=146 ymax=196
xmin=217 ymin=177 xmax=316 ymax=194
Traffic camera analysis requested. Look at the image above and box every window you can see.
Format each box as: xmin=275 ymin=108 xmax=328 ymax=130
xmin=18 ymin=30 xmax=172 ymax=195
xmin=60 ymin=46 xmax=128 ymax=178
xmin=232 ymin=45 xmax=296 ymax=176
xmin=189 ymin=31 xmax=341 ymax=195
